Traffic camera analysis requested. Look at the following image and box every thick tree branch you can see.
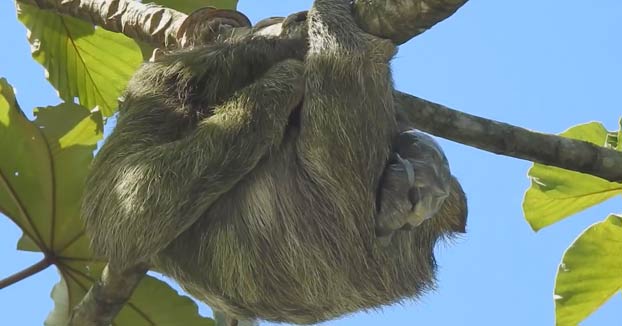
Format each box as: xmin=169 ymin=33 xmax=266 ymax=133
xmin=395 ymin=92 xmax=622 ymax=182
xmin=68 ymin=263 xmax=148 ymax=326
xmin=354 ymin=0 xmax=469 ymax=44
xmin=17 ymin=0 xmax=470 ymax=48
xmin=18 ymin=0 xmax=186 ymax=47
xmin=12 ymin=0 xmax=622 ymax=325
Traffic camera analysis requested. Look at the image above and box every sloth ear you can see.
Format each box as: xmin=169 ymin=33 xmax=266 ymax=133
xmin=177 ymin=7 xmax=252 ymax=48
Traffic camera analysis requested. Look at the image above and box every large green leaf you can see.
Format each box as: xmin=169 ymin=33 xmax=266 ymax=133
xmin=0 ymin=78 xmax=54 ymax=251
xmin=0 ymin=79 xmax=212 ymax=325
xmin=154 ymin=0 xmax=238 ymax=14
xmin=17 ymin=3 xmax=142 ymax=117
xmin=554 ymin=215 xmax=622 ymax=326
xmin=20 ymin=103 xmax=103 ymax=253
xmin=523 ymin=122 xmax=622 ymax=230
xmin=1 ymin=77 xmax=103 ymax=255
xmin=0 ymin=83 xmax=103 ymax=253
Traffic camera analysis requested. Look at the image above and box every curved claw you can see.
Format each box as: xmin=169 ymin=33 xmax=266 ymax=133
xmin=177 ymin=8 xmax=252 ymax=47
xmin=408 ymin=187 xmax=419 ymax=211
xmin=282 ymin=10 xmax=308 ymax=29
xmin=254 ymin=17 xmax=285 ymax=30
xmin=392 ymin=153 xmax=416 ymax=188
xmin=279 ymin=10 xmax=309 ymax=41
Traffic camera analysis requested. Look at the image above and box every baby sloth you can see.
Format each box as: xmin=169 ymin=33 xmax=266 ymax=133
xmin=81 ymin=0 xmax=467 ymax=324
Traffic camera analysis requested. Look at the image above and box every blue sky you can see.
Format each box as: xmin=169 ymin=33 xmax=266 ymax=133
xmin=1 ymin=0 xmax=621 ymax=325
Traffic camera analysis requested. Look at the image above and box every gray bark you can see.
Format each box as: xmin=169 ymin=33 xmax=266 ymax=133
xmin=68 ymin=264 xmax=148 ymax=326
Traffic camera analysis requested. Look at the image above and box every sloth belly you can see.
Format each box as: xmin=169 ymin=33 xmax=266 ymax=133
xmin=154 ymin=136 xmax=429 ymax=324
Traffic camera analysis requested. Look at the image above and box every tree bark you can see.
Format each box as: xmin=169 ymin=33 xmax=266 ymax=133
xmin=395 ymin=92 xmax=622 ymax=182
xmin=17 ymin=0 xmax=470 ymax=48
xmin=354 ymin=0 xmax=469 ymax=44
xmin=17 ymin=0 xmax=186 ymax=47
xmin=68 ymin=263 xmax=148 ymax=326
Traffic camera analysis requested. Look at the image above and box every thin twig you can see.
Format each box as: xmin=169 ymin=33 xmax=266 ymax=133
xmin=0 ymin=256 xmax=52 ymax=289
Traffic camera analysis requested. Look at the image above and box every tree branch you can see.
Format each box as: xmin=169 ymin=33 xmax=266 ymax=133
xmin=395 ymin=92 xmax=622 ymax=182
xmin=68 ymin=263 xmax=148 ymax=326
xmin=0 ymin=256 xmax=52 ymax=289
xmin=18 ymin=0 xmax=186 ymax=47
xmin=354 ymin=0 xmax=469 ymax=44
xmin=17 ymin=0 xmax=470 ymax=48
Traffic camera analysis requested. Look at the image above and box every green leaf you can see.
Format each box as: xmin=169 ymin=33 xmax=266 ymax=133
xmin=1 ymin=94 xmax=104 ymax=254
xmin=154 ymin=0 xmax=238 ymax=13
xmin=48 ymin=271 xmax=214 ymax=326
xmin=116 ymin=276 xmax=214 ymax=325
xmin=18 ymin=104 xmax=103 ymax=254
xmin=554 ymin=214 xmax=622 ymax=326
xmin=0 ymin=78 xmax=103 ymax=253
xmin=17 ymin=3 xmax=142 ymax=117
xmin=523 ymin=122 xmax=622 ymax=230
xmin=45 ymin=273 xmax=71 ymax=326
xmin=0 ymin=78 xmax=55 ymax=251
xmin=1 ymin=78 xmax=212 ymax=325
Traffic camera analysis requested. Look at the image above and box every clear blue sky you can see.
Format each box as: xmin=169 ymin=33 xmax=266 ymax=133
xmin=1 ymin=1 xmax=621 ymax=325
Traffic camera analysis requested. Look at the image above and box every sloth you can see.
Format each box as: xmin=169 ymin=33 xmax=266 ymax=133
xmin=81 ymin=0 xmax=467 ymax=324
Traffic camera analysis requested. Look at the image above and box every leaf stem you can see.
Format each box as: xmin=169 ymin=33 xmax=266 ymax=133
xmin=0 ymin=256 xmax=53 ymax=289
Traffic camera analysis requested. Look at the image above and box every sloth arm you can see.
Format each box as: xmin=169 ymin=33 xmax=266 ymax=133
xmin=297 ymin=0 xmax=397 ymax=216
xmin=82 ymin=60 xmax=304 ymax=269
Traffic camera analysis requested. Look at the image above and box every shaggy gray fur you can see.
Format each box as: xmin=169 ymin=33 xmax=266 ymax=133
xmin=82 ymin=0 xmax=467 ymax=324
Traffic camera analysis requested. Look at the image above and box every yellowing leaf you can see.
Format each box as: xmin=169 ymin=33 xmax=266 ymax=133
xmin=554 ymin=215 xmax=622 ymax=326
xmin=523 ymin=122 xmax=622 ymax=230
xmin=17 ymin=3 xmax=142 ymax=117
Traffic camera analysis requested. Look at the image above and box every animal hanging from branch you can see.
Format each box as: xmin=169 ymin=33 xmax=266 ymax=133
xmin=81 ymin=0 xmax=467 ymax=323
